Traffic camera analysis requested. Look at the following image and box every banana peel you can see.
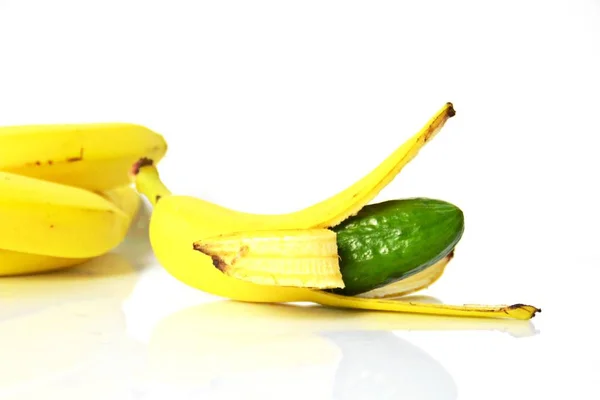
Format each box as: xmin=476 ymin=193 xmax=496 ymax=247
xmin=132 ymin=102 xmax=541 ymax=320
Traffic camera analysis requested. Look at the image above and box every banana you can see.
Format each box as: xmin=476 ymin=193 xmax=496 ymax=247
xmin=96 ymin=184 xmax=142 ymax=222
xmin=0 ymin=252 xmax=88 ymax=278
xmin=0 ymin=184 xmax=140 ymax=276
xmin=0 ymin=176 xmax=140 ymax=275
xmin=0 ymin=123 xmax=167 ymax=192
xmin=133 ymin=102 xmax=540 ymax=320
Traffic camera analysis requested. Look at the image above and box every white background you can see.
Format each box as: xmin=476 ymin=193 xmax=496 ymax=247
xmin=1 ymin=1 xmax=599 ymax=399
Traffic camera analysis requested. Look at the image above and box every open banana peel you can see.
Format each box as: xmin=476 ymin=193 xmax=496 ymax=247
xmin=132 ymin=102 xmax=541 ymax=320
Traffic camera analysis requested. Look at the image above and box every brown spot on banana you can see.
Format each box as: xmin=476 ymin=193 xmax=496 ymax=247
xmin=230 ymin=245 xmax=249 ymax=265
xmin=446 ymin=102 xmax=456 ymax=117
xmin=211 ymin=255 xmax=228 ymax=272
xmin=193 ymin=243 xmax=250 ymax=273
xmin=25 ymin=148 xmax=85 ymax=167
xmin=509 ymin=304 xmax=542 ymax=314
xmin=66 ymin=148 xmax=84 ymax=162
xmin=131 ymin=157 xmax=154 ymax=176
xmin=424 ymin=102 xmax=455 ymax=143
xmin=194 ymin=242 xmax=225 ymax=272
xmin=28 ymin=160 xmax=50 ymax=166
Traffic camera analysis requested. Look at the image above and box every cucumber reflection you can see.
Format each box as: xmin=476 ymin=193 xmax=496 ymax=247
xmin=143 ymin=300 xmax=537 ymax=399
xmin=324 ymin=331 xmax=456 ymax=400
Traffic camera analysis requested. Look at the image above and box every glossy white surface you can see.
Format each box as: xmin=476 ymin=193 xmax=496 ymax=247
xmin=1 ymin=203 xmax=597 ymax=399
xmin=1 ymin=1 xmax=599 ymax=399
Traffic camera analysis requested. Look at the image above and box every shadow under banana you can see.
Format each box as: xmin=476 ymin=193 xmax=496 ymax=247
xmin=0 ymin=202 xmax=153 ymax=399
xmin=140 ymin=299 xmax=537 ymax=399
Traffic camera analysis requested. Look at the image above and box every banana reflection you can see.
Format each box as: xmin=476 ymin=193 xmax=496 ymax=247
xmin=143 ymin=299 xmax=537 ymax=398
xmin=0 ymin=202 xmax=152 ymax=399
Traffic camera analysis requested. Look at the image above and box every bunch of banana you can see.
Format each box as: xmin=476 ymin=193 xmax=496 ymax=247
xmin=131 ymin=103 xmax=541 ymax=320
xmin=0 ymin=123 xmax=167 ymax=276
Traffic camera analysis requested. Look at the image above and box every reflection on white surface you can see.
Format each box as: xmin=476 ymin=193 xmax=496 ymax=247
xmin=0 ymin=202 xmax=153 ymax=399
xmin=0 ymin=201 xmax=539 ymax=399
xmin=324 ymin=331 xmax=455 ymax=400
xmin=0 ymin=252 xmax=143 ymax=399
xmin=136 ymin=300 xmax=536 ymax=399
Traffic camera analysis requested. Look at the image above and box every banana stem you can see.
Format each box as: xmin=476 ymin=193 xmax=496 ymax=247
xmin=131 ymin=158 xmax=172 ymax=207
xmin=308 ymin=291 xmax=541 ymax=320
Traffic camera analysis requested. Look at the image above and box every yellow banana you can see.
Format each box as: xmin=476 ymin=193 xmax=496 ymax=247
xmin=133 ymin=102 xmax=540 ymax=320
xmin=96 ymin=184 xmax=142 ymax=222
xmin=0 ymin=123 xmax=167 ymax=192
xmin=0 ymin=252 xmax=88 ymax=278
xmin=0 ymin=122 xmax=157 ymax=275
xmin=0 ymin=182 xmax=140 ymax=276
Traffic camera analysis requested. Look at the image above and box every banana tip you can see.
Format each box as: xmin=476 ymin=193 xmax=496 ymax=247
xmin=446 ymin=102 xmax=456 ymax=117
xmin=131 ymin=157 xmax=154 ymax=176
xmin=508 ymin=303 xmax=542 ymax=319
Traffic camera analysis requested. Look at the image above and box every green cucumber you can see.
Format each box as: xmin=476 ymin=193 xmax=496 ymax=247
xmin=331 ymin=198 xmax=464 ymax=296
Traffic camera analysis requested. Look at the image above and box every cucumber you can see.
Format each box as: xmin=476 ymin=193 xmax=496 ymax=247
xmin=331 ymin=198 xmax=464 ymax=296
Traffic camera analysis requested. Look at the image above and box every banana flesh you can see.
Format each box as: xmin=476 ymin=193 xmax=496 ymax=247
xmin=0 ymin=123 xmax=167 ymax=192
xmin=193 ymin=229 xmax=344 ymax=289
xmin=133 ymin=102 xmax=541 ymax=320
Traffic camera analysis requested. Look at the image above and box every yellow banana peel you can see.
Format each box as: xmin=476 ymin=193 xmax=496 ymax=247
xmin=132 ymin=102 xmax=541 ymax=320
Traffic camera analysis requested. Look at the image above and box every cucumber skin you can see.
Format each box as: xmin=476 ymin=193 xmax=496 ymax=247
xmin=331 ymin=198 xmax=464 ymax=296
